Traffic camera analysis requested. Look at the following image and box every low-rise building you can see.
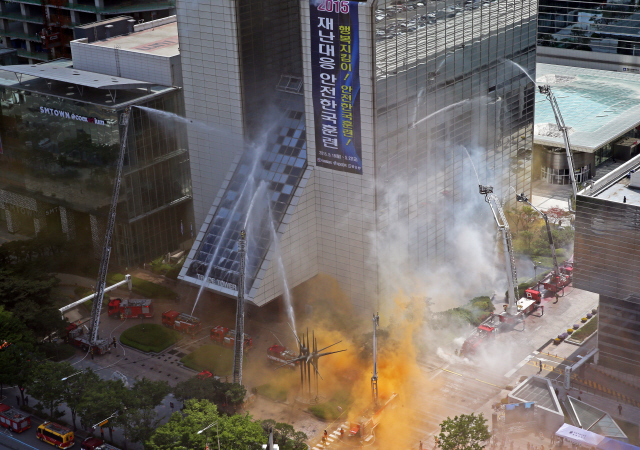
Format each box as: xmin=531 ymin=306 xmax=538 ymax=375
xmin=534 ymin=64 xmax=640 ymax=187
xmin=0 ymin=16 xmax=192 ymax=267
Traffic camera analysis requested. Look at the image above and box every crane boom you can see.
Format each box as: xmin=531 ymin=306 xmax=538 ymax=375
xmin=480 ymin=185 xmax=518 ymax=315
xmin=538 ymin=85 xmax=578 ymax=210
xmin=516 ymin=193 xmax=559 ymax=279
xmin=89 ymin=107 xmax=132 ymax=345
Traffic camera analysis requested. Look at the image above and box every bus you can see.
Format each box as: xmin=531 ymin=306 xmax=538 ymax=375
xmin=37 ymin=421 xmax=75 ymax=448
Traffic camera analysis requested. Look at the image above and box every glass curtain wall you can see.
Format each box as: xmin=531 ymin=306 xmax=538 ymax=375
xmin=0 ymin=87 xmax=118 ymax=244
xmin=117 ymin=91 xmax=194 ymax=266
xmin=184 ymin=0 xmax=307 ymax=296
xmin=374 ymin=0 xmax=536 ymax=266
xmin=575 ymin=195 xmax=640 ymax=374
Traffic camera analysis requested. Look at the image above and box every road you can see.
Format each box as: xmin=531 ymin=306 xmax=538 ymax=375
xmin=308 ymin=286 xmax=598 ymax=450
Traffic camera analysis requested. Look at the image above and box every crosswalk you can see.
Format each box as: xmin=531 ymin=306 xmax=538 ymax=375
xmin=311 ymin=422 xmax=349 ymax=449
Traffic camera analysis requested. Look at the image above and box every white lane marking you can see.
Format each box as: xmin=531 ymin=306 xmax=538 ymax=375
xmin=504 ymin=351 xmax=539 ymax=378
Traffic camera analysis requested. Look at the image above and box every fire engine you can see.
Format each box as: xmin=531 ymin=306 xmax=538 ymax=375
xmin=65 ymin=323 xmax=111 ymax=355
xmin=210 ymin=326 xmax=252 ymax=350
xmin=460 ymin=323 xmax=497 ymax=357
xmin=0 ymin=403 xmax=30 ymax=433
xmin=162 ymin=310 xmax=201 ymax=335
xmin=108 ymin=298 xmax=153 ymax=319
xmin=267 ymin=344 xmax=298 ymax=368
xmin=349 ymin=393 xmax=398 ymax=440
xmin=81 ymin=437 xmax=121 ymax=450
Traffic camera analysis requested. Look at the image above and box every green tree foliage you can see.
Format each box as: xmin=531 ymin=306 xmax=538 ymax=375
xmin=27 ymin=360 xmax=75 ymax=419
xmin=436 ymin=413 xmax=491 ymax=450
xmin=77 ymin=379 xmax=129 ymax=440
xmin=146 ymin=399 xmax=266 ymax=450
xmin=0 ymin=266 xmax=65 ymax=341
xmin=61 ymin=368 xmax=101 ymax=431
xmin=260 ymin=420 xmax=308 ymax=450
xmin=0 ymin=306 xmax=37 ymax=400
xmin=174 ymin=376 xmax=247 ymax=409
xmin=119 ymin=378 xmax=170 ymax=444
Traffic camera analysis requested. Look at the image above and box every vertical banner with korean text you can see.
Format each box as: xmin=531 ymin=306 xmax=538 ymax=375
xmin=310 ymin=0 xmax=362 ymax=174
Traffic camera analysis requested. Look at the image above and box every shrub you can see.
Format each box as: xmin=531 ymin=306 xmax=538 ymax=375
xmin=180 ymin=344 xmax=239 ymax=375
xmin=256 ymin=384 xmax=288 ymax=403
xmin=166 ymin=260 xmax=184 ymax=280
xmin=308 ymin=391 xmax=352 ymax=420
xmin=120 ymin=324 xmax=181 ymax=353
xmin=106 ymin=273 xmax=178 ymax=300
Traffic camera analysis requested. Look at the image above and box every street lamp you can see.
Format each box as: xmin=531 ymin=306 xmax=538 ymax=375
xmin=61 ymin=369 xmax=86 ymax=381
xmin=197 ymin=421 xmax=220 ymax=450
xmin=91 ymin=411 xmax=119 ymax=439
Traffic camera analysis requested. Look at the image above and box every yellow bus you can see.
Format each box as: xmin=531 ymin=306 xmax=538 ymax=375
xmin=37 ymin=421 xmax=75 ymax=448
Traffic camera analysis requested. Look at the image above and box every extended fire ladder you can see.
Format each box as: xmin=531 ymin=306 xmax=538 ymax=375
xmin=480 ymin=185 xmax=519 ymax=315
xmin=88 ymin=107 xmax=132 ymax=348
xmin=538 ymin=85 xmax=578 ymax=211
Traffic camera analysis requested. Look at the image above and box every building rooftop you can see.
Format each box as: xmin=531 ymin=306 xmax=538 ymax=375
xmin=509 ymin=375 xmax=563 ymax=414
xmin=535 ymin=64 xmax=640 ymax=153
xmin=0 ymin=59 xmax=176 ymax=108
xmin=91 ymin=21 xmax=178 ymax=57
xmin=580 ymin=153 xmax=640 ymax=206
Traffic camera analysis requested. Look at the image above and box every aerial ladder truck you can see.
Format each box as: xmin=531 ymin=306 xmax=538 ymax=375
xmin=83 ymin=107 xmax=133 ymax=354
xmin=460 ymin=185 xmax=523 ymax=357
xmin=516 ymin=193 xmax=572 ymax=296
xmin=538 ymin=85 xmax=578 ymax=211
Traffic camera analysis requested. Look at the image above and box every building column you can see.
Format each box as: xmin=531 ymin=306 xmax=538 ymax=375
xmin=89 ymin=214 xmax=103 ymax=257
xmin=60 ymin=206 xmax=75 ymax=240
xmin=4 ymin=209 xmax=14 ymax=233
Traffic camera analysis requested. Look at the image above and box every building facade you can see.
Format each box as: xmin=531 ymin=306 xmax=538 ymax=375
xmin=575 ymin=157 xmax=640 ymax=375
xmin=0 ymin=60 xmax=193 ymax=267
xmin=179 ymin=0 xmax=536 ymax=310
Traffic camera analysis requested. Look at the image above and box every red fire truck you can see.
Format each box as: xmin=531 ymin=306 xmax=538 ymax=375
xmin=267 ymin=344 xmax=298 ymax=368
xmin=81 ymin=437 xmax=121 ymax=450
xmin=65 ymin=323 xmax=111 ymax=355
xmin=108 ymin=298 xmax=153 ymax=319
xmin=210 ymin=326 xmax=252 ymax=350
xmin=162 ymin=310 xmax=201 ymax=335
xmin=0 ymin=403 xmax=30 ymax=433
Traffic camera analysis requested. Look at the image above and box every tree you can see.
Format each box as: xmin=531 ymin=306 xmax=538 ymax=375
xmin=174 ymin=376 xmax=246 ymax=410
xmin=145 ymin=399 xmax=220 ymax=450
xmin=61 ymin=368 xmax=101 ymax=431
xmin=543 ymin=206 xmax=569 ymax=224
xmin=77 ymin=379 xmax=129 ymax=440
xmin=520 ymin=230 xmax=534 ymax=252
xmin=260 ymin=420 xmax=308 ymax=450
xmin=119 ymin=378 xmax=170 ymax=445
xmin=436 ymin=413 xmax=491 ymax=450
xmin=146 ymin=399 xmax=267 ymax=450
xmin=27 ymin=360 xmax=75 ymax=419
xmin=0 ymin=306 xmax=37 ymax=400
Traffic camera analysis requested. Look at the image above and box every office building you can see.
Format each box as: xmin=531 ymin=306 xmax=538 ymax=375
xmin=0 ymin=16 xmax=193 ymax=267
xmin=574 ymin=155 xmax=640 ymax=375
xmin=538 ymin=0 xmax=640 ymax=71
xmin=0 ymin=0 xmax=175 ymax=64
xmin=179 ymin=0 xmax=537 ymax=310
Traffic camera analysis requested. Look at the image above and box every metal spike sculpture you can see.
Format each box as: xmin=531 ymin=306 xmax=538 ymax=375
xmin=275 ymin=326 xmax=346 ymax=398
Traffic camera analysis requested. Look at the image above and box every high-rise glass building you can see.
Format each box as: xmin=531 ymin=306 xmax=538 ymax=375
xmin=575 ymin=160 xmax=640 ymax=375
xmin=179 ymin=0 xmax=536 ymax=310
